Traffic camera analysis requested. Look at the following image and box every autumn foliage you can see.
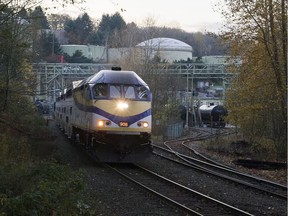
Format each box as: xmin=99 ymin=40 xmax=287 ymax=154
xmin=219 ymin=0 xmax=287 ymax=158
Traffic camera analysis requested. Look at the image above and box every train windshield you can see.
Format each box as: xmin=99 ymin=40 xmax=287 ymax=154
xmin=123 ymin=86 xmax=136 ymax=99
xmin=92 ymin=84 xmax=150 ymax=100
xmin=93 ymin=83 xmax=108 ymax=98
xmin=136 ymin=86 xmax=148 ymax=100
xmin=110 ymin=84 xmax=136 ymax=99
xmin=110 ymin=85 xmax=122 ymax=98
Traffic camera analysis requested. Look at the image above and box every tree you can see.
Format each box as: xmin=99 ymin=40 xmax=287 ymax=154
xmin=64 ymin=13 xmax=95 ymax=44
xmin=118 ymin=18 xmax=184 ymax=136
xmin=47 ymin=14 xmax=71 ymax=30
xmin=64 ymin=19 xmax=79 ymax=44
xmin=40 ymin=31 xmax=62 ymax=58
xmin=93 ymin=12 xmax=126 ymax=46
xmin=220 ymin=0 xmax=287 ymax=157
xmin=30 ymin=6 xmax=50 ymax=29
xmin=18 ymin=8 xmax=29 ymax=20
xmin=0 ymin=0 xmax=84 ymax=114
xmin=75 ymin=13 xmax=94 ymax=44
xmin=0 ymin=3 xmax=35 ymax=113
xmin=30 ymin=6 xmax=50 ymax=62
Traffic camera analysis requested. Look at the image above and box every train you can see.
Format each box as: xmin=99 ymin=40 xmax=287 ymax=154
xmin=199 ymin=103 xmax=227 ymax=127
xmin=35 ymin=99 xmax=50 ymax=115
xmin=54 ymin=67 xmax=153 ymax=162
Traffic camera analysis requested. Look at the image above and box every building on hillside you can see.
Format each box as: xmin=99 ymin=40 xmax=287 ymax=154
xmin=135 ymin=37 xmax=193 ymax=62
xmin=59 ymin=37 xmax=193 ymax=63
xmin=60 ymin=44 xmax=107 ymax=62
xmin=195 ymin=55 xmax=242 ymax=65
xmin=107 ymin=48 xmax=132 ymax=63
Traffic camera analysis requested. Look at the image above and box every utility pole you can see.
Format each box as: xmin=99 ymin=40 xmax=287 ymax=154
xmin=52 ymin=30 xmax=55 ymax=56
xmin=185 ymin=71 xmax=189 ymax=129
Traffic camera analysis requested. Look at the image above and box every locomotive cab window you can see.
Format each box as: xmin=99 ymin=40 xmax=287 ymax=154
xmin=136 ymin=86 xmax=148 ymax=100
xmin=109 ymin=85 xmax=136 ymax=99
xmin=84 ymin=84 xmax=91 ymax=99
xmin=108 ymin=84 xmax=149 ymax=100
xmin=123 ymin=85 xmax=136 ymax=99
xmin=93 ymin=84 xmax=108 ymax=98
xmin=110 ymin=85 xmax=121 ymax=98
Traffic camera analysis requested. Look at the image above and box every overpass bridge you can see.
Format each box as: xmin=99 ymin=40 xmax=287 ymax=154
xmin=33 ymin=62 xmax=238 ymax=102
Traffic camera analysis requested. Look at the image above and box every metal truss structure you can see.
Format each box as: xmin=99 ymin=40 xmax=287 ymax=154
xmin=33 ymin=63 xmax=115 ymax=101
xmin=33 ymin=62 xmax=239 ymax=102
xmin=160 ymin=63 xmax=238 ymax=77
xmin=159 ymin=62 xmax=239 ymax=94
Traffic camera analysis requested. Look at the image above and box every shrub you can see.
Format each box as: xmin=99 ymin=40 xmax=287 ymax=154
xmin=0 ymin=162 xmax=88 ymax=215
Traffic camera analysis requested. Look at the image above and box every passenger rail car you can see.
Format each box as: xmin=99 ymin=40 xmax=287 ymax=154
xmin=55 ymin=68 xmax=152 ymax=162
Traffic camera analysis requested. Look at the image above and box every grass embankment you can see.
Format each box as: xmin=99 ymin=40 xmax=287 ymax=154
xmin=192 ymin=133 xmax=287 ymax=185
xmin=201 ymin=133 xmax=285 ymax=162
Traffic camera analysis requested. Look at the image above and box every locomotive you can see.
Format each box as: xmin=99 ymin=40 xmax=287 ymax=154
xmin=54 ymin=67 xmax=153 ymax=162
xmin=35 ymin=99 xmax=50 ymax=115
xmin=199 ymin=103 xmax=227 ymax=127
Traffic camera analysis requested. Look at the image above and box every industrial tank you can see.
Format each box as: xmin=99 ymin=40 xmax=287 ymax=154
xmin=199 ymin=104 xmax=227 ymax=127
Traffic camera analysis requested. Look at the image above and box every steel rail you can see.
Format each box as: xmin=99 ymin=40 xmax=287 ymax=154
xmin=153 ymin=144 xmax=287 ymax=199
xmin=106 ymin=163 xmax=253 ymax=216
xmin=105 ymin=163 xmax=203 ymax=216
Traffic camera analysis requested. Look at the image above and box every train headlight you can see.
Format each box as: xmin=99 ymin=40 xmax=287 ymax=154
xmin=143 ymin=122 xmax=149 ymax=128
xmin=97 ymin=120 xmax=111 ymax=127
xmin=137 ymin=121 xmax=149 ymax=128
xmin=98 ymin=120 xmax=105 ymax=127
xmin=117 ymin=101 xmax=129 ymax=110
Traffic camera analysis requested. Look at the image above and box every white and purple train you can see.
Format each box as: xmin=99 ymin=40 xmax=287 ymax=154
xmin=54 ymin=67 xmax=153 ymax=162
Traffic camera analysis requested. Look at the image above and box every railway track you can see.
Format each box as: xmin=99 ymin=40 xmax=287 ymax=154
xmin=79 ymin=126 xmax=286 ymax=215
xmin=185 ymin=127 xmax=237 ymax=141
xmin=152 ymin=142 xmax=287 ymax=200
xmin=106 ymin=163 xmax=253 ymax=216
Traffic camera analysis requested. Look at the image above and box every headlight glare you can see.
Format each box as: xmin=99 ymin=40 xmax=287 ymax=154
xmin=117 ymin=101 xmax=129 ymax=110
xmin=98 ymin=120 xmax=105 ymax=127
xmin=137 ymin=121 xmax=149 ymax=128
xmin=98 ymin=120 xmax=111 ymax=127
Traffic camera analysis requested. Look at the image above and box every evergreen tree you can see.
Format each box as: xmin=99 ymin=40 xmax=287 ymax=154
xmin=64 ymin=19 xmax=79 ymax=44
xmin=30 ymin=6 xmax=50 ymax=62
xmin=76 ymin=13 xmax=94 ymax=44
xmin=48 ymin=14 xmax=71 ymax=30
xmin=64 ymin=13 xmax=94 ymax=44
xmin=93 ymin=12 xmax=126 ymax=46
xmin=30 ymin=6 xmax=50 ymax=29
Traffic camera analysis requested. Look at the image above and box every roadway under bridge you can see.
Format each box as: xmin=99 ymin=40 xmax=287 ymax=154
xmin=33 ymin=62 xmax=238 ymax=102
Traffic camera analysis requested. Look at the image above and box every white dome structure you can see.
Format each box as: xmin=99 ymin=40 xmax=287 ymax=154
xmin=136 ymin=37 xmax=193 ymax=62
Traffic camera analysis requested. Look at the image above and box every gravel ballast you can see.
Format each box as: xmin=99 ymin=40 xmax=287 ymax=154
xmin=49 ymin=120 xmax=287 ymax=215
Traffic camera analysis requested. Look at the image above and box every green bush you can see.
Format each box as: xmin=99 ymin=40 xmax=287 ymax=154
xmin=0 ymin=105 xmax=96 ymax=215
xmin=0 ymin=132 xmax=31 ymax=163
xmin=0 ymin=162 xmax=89 ymax=215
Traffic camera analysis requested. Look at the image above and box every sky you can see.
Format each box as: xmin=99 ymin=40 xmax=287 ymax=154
xmin=44 ymin=0 xmax=226 ymax=33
